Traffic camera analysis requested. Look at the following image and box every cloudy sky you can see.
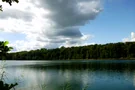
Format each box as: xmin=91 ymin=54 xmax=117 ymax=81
xmin=0 ymin=0 xmax=135 ymax=52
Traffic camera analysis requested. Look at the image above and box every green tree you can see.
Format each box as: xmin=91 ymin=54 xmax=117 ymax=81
xmin=0 ymin=41 xmax=13 ymax=59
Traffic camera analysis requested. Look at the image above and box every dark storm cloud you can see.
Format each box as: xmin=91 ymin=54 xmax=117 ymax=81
xmin=32 ymin=0 xmax=102 ymax=46
xmin=31 ymin=0 xmax=102 ymax=28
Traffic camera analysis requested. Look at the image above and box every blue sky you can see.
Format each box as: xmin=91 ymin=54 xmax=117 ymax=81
xmin=81 ymin=0 xmax=135 ymax=44
xmin=0 ymin=0 xmax=135 ymax=51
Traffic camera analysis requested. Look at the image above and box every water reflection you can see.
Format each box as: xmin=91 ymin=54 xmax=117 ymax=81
xmin=2 ymin=60 xmax=135 ymax=90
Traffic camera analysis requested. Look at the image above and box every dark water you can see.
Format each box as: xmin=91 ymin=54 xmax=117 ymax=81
xmin=1 ymin=60 xmax=135 ymax=90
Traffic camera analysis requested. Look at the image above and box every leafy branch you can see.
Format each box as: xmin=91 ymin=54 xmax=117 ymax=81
xmin=0 ymin=0 xmax=19 ymax=11
xmin=0 ymin=41 xmax=13 ymax=60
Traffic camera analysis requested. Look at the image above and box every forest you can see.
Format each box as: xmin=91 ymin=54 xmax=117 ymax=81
xmin=4 ymin=42 xmax=135 ymax=60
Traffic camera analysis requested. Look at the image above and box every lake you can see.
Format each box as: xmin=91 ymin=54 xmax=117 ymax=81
xmin=1 ymin=60 xmax=135 ymax=90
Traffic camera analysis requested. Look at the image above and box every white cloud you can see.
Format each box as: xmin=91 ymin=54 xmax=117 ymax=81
xmin=11 ymin=40 xmax=46 ymax=51
xmin=123 ymin=32 xmax=135 ymax=42
xmin=0 ymin=0 xmax=102 ymax=51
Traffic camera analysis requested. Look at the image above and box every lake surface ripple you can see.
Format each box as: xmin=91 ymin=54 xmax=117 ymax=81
xmin=1 ymin=60 xmax=135 ymax=90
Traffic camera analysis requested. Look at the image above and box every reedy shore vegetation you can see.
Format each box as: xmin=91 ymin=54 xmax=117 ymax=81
xmin=0 ymin=41 xmax=18 ymax=90
xmin=5 ymin=42 xmax=135 ymax=60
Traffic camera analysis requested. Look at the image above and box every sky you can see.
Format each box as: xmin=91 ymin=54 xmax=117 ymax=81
xmin=0 ymin=0 xmax=135 ymax=52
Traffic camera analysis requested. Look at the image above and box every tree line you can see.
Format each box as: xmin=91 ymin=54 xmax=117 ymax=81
xmin=5 ymin=42 xmax=135 ymax=60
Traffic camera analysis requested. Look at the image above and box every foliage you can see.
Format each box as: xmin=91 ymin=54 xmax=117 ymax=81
xmin=6 ymin=42 xmax=135 ymax=60
xmin=0 ymin=5 xmax=2 ymax=11
xmin=2 ymin=0 xmax=19 ymax=5
xmin=0 ymin=80 xmax=18 ymax=90
xmin=0 ymin=0 xmax=19 ymax=11
xmin=0 ymin=41 xmax=17 ymax=90
xmin=0 ymin=41 xmax=13 ymax=59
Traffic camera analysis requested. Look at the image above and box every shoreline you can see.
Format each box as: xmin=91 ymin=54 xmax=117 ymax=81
xmin=2 ymin=58 xmax=135 ymax=61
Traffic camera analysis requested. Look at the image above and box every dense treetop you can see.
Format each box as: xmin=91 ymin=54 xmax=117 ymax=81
xmin=5 ymin=42 xmax=135 ymax=60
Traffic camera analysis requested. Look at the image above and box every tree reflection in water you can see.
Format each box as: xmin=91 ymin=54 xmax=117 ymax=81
xmin=3 ymin=60 xmax=135 ymax=90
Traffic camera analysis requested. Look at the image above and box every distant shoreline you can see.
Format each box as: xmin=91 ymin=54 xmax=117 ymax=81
xmin=2 ymin=58 xmax=135 ymax=61
xmin=5 ymin=42 xmax=135 ymax=60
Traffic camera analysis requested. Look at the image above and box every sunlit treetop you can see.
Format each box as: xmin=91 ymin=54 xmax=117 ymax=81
xmin=0 ymin=41 xmax=13 ymax=60
xmin=0 ymin=41 xmax=13 ymax=54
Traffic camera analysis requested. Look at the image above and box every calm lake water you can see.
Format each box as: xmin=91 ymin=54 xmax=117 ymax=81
xmin=1 ymin=60 xmax=135 ymax=90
